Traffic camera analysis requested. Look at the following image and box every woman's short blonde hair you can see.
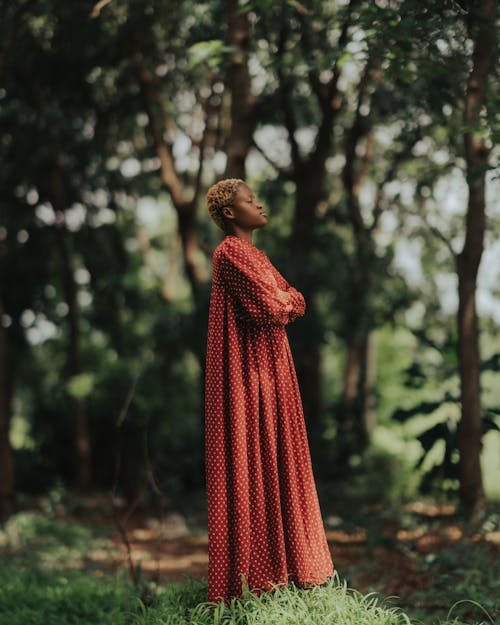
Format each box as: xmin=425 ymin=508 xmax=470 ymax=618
xmin=205 ymin=178 xmax=244 ymax=231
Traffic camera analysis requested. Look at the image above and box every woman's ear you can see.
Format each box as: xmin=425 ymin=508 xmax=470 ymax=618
xmin=222 ymin=206 xmax=235 ymax=220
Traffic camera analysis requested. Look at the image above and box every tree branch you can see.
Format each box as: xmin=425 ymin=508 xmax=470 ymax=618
xmin=341 ymin=56 xmax=382 ymax=235
xmin=306 ymin=0 xmax=359 ymax=172
xmin=90 ymin=0 xmax=113 ymax=18
xmin=369 ymin=129 xmax=422 ymax=232
xmin=276 ymin=20 xmax=302 ymax=171
xmin=301 ymin=0 xmax=357 ymax=111
xmin=251 ymin=138 xmax=292 ymax=179
xmin=418 ymin=201 xmax=457 ymax=257
xmin=137 ymin=64 xmax=207 ymax=293
xmin=138 ymin=66 xmax=187 ymax=210
xmin=191 ymin=100 xmax=211 ymax=208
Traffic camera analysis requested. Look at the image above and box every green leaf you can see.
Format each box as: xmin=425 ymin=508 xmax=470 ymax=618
xmin=481 ymin=353 xmax=500 ymax=371
xmin=66 ymin=373 xmax=95 ymax=400
xmin=392 ymin=399 xmax=447 ymax=422
xmin=483 ymin=411 xmax=500 ymax=433
xmin=187 ymin=40 xmax=234 ymax=71
xmin=336 ymin=52 xmax=352 ymax=70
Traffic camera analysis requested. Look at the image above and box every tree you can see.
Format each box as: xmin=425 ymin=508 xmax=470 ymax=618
xmin=456 ymin=0 xmax=496 ymax=518
xmin=251 ymin=0 xmax=357 ymax=428
xmin=383 ymin=0 xmax=498 ymax=507
xmin=1 ymin=0 xmax=498 ymax=508
xmin=223 ymin=0 xmax=257 ymax=179
xmin=49 ymin=157 xmax=92 ymax=489
xmin=252 ymin=1 xmax=421 ymax=448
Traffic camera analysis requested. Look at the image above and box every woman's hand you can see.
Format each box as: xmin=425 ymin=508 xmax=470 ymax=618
xmin=277 ymin=288 xmax=291 ymax=303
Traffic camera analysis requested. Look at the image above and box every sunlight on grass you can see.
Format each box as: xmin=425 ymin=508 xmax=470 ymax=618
xmin=182 ymin=574 xmax=415 ymax=625
xmin=0 ymin=567 xmax=488 ymax=625
xmin=0 ymin=511 xmax=116 ymax=573
xmin=0 ymin=512 xmax=494 ymax=625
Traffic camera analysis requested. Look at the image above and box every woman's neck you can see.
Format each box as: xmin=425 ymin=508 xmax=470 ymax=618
xmin=225 ymin=225 xmax=254 ymax=243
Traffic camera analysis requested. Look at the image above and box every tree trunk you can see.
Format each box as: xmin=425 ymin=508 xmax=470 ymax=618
xmin=337 ymin=85 xmax=375 ymax=456
xmin=0 ymin=0 xmax=36 ymax=85
xmin=278 ymin=2 xmax=358 ymax=430
xmin=456 ymin=0 xmax=496 ymax=518
xmin=363 ymin=332 xmax=377 ymax=437
xmin=336 ymin=325 xmax=377 ymax=457
xmin=456 ymin=262 xmax=484 ymax=517
xmin=290 ymin=170 xmax=325 ymax=430
xmin=50 ymin=160 xmax=92 ymax=490
xmin=336 ymin=232 xmax=377 ymax=458
xmin=223 ymin=0 xmax=257 ymax=179
xmin=294 ymin=334 xmax=322 ymax=432
xmin=338 ymin=330 xmax=369 ymax=453
xmin=137 ymin=67 xmax=210 ymax=447
xmin=0 ymin=297 xmax=14 ymax=518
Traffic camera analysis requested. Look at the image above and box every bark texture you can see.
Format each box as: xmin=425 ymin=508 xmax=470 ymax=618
xmin=456 ymin=0 xmax=496 ymax=518
xmin=223 ymin=0 xmax=257 ymax=179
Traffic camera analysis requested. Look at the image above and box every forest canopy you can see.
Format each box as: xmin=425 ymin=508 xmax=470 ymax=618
xmin=0 ymin=0 xmax=498 ymax=521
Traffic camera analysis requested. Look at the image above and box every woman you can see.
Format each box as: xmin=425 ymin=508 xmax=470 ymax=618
xmin=204 ymin=178 xmax=334 ymax=604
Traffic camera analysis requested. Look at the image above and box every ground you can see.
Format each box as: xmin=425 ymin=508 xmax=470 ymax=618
xmin=2 ymin=491 xmax=497 ymax=623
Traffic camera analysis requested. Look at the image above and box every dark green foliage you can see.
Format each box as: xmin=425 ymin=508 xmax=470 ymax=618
xmin=406 ymin=540 xmax=500 ymax=623
xmin=0 ymin=0 xmax=498 ymax=507
xmin=391 ymin=330 xmax=500 ymax=496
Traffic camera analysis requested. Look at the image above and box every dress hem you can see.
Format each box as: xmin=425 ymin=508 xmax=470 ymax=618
xmin=207 ymin=570 xmax=335 ymax=605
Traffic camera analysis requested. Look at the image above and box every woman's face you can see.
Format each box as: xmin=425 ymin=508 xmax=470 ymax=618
xmin=222 ymin=183 xmax=267 ymax=230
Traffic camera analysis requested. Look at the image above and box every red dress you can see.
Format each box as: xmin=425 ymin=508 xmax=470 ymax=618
xmin=204 ymin=234 xmax=334 ymax=604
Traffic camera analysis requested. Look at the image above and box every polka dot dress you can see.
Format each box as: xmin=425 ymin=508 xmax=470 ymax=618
xmin=204 ymin=234 xmax=334 ymax=605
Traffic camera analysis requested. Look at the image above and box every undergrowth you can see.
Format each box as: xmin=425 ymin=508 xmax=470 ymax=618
xmin=0 ymin=511 xmax=495 ymax=625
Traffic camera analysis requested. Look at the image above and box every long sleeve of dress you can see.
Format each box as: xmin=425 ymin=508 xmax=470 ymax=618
xmin=218 ymin=238 xmax=293 ymax=327
xmin=266 ymin=262 xmax=306 ymax=323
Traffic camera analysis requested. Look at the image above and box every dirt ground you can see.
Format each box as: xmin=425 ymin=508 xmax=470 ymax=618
xmin=66 ymin=495 xmax=499 ymax=601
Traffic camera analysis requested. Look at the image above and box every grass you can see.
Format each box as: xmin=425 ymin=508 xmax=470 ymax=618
xmin=0 ymin=566 xmax=492 ymax=625
xmin=403 ymin=541 xmax=499 ymax=623
xmin=0 ymin=510 xmax=495 ymax=625
xmin=0 ymin=567 xmax=131 ymax=625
